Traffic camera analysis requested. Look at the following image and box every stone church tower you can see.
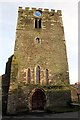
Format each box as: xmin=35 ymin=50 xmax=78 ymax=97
xmin=3 ymin=7 xmax=71 ymax=114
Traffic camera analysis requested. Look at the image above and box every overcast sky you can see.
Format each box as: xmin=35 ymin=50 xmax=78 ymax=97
xmin=0 ymin=0 xmax=78 ymax=84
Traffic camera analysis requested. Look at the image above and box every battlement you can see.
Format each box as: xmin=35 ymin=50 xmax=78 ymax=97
xmin=18 ymin=6 xmax=62 ymax=16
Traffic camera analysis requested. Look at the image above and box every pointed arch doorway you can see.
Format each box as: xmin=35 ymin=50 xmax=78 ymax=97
xmin=32 ymin=89 xmax=46 ymax=110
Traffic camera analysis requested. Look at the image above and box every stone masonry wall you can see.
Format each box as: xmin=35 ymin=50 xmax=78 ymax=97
xmin=7 ymin=7 xmax=71 ymax=114
xmin=12 ymin=84 xmax=71 ymax=113
xmin=10 ymin=7 xmax=69 ymax=85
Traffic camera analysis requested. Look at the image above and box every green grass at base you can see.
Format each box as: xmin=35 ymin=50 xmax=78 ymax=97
xmin=45 ymin=106 xmax=80 ymax=113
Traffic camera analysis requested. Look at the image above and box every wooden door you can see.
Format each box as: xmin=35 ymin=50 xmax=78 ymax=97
xmin=32 ymin=90 xmax=45 ymax=110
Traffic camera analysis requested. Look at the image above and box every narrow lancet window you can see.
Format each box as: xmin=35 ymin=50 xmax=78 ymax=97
xmin=36 ymin=66 xmax=40 ymax=84
xmin=28 ymin=68 xmax=31 ymax=83
xmin=46 ymin=69 xmax=48 ymax=85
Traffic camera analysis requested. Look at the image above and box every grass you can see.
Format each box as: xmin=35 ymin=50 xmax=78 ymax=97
xmin=45 ymin=105 xmax=80 ymax=113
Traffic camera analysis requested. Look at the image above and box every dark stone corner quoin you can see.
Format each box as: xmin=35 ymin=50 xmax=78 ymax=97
xmin=1 ymin=7 xmax=73 ymax=115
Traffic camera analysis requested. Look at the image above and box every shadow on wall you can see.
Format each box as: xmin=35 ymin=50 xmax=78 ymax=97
xmin=2 ymin=55 xmax=13 ymax=115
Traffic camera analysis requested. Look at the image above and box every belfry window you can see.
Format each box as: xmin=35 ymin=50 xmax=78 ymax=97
xmin=36 ymin=66 xmax=40 ymax=84
xmin=35 ymin=19 xmax=37 ymax=28
xmin=39 ymin=19 xmax=41 ymax=28
xmin=35 ymin=19 xmax=41 ymax=28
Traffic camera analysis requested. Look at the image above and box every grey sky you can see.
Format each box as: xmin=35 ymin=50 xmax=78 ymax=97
xmin=0 ymin=0 xmax=78 ymax=84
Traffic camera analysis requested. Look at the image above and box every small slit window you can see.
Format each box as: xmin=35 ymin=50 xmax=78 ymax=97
xmin=36 ymin=37 xmax=40 ymax=44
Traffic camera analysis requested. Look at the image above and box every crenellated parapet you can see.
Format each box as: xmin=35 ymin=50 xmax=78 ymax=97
xmin=17 ymin=7 xmax=63 ymax=30
xmin=18 ymin=6 xmax=62 ymax=16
